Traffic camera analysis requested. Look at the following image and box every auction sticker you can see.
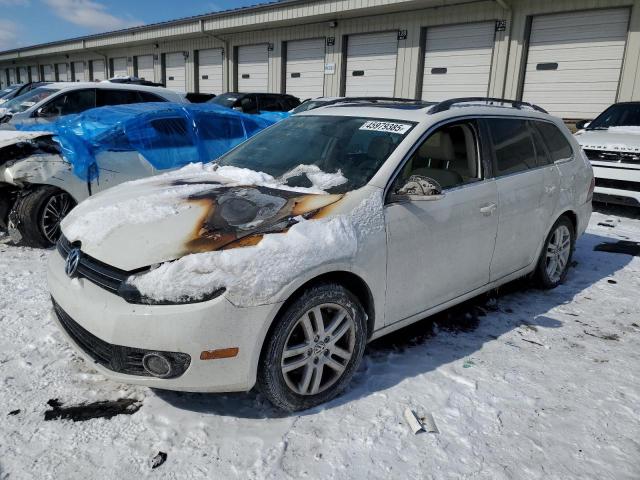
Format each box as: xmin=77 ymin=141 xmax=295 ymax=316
xmin=360 ymin=120 xmax=412 ymax=134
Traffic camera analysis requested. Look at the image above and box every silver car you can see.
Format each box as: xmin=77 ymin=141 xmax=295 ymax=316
xmin=49 ymin=98 xmax=594 ymax=411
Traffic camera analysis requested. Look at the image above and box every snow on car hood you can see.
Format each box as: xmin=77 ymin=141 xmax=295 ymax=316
xmin=61 ymin=163 xmax=349 ymax=272
xmin=575 ymin=129 xmax=640 ymax=152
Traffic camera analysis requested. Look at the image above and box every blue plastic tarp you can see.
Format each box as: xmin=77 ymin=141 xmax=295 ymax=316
xmin=16 ymin=103 xmax=286 ymax=181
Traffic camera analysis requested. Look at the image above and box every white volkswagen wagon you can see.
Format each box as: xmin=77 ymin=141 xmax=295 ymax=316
xmin=48 ymin=98 xmax=594 ymax=411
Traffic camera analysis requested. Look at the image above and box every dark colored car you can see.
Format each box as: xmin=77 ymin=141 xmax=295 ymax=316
xmin=209 ymin=92 xmax=300 ymax=114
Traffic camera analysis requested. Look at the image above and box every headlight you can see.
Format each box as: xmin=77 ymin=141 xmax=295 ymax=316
xmin=117 ymin=280 xmax=225 ymax=305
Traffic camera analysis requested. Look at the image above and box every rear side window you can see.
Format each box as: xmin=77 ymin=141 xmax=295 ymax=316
xmin=528 ymin=121 xmax=553 ymax=166
xmin=97 ymin=89 xmax=139 ymax=107
xmin=42 ymin=89 xmax=96 ymax=116
xmin=486 ymin=118 xmax=537 ymax=176
xmin=534 ymin=121 xmax=573 ymax=162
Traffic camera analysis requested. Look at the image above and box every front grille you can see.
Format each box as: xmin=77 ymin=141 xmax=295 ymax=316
xmin=52 ymin=299 xmax=190 ymax=378
xmin=584 ymin=149 xmax=640 ymax=164
xmin=595 ymin=177 xmax=640 ymax=192
xmin=57 ymin=235 xmax=131 ymax=294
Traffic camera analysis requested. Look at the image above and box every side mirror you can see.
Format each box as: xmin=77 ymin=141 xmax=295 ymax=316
xmin=389 ymin=175 xmax=445 ymax=203
xmin=575 ymin=120 xmax=591 ymax=130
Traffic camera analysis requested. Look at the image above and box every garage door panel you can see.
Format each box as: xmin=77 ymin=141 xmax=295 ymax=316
xmin=345 ymin=32 xmax=398 ymax=97
xmin=136 ymin=55 xmax=154 ymax=82
xmin=238 ymin=45 xmax=268 ymax=92
xmin=112 ymin=57 xmax=127 ymax=77
xmin=165 ymin=53 xmax=186 ymax=91
xmin=73 ymin=62 xmax=85 ymax=82
xmin=527 ymin=44 xmax=626 ymax=62
xmin=522 ymin=8 xmax=629 ymax=118
xmin=198 ymin=48 xmax=223 ymax=94
xmin=286 ymin=38 xmax=325 ymax=98
xmin=421 ymin=22 xmax=494 ymax=102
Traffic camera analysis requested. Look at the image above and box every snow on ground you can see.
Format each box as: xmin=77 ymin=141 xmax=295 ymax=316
xmin=1 ymin=206 xmax=639 ymax=480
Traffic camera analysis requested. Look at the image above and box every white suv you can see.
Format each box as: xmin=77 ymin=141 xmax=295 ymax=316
xmin=574 ymin=102 xmax=640 ymax=207
xmin=48 ymin=98 xmax=594 ymax=411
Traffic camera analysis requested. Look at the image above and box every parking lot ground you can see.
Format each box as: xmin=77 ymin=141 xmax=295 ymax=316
xmin=0 ymin=206 xmax=639 ymax=479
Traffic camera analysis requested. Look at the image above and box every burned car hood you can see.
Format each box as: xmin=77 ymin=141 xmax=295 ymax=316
xmin=575 ymin=129 xmax=640 ymax=151
xmin=61 ymin=170 xmax=343 ymax=271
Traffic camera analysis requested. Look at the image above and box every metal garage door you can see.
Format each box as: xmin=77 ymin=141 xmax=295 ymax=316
xmin=111 ymin=57 xmax=127 ymax=77
xmin=72 ymin=61 xmax=85 ymax=82
xmin=522 ymin=8 xmax=630 ymax=119
xmin=421 ymin=22 xmax=495 ymax=102
xmin=237 ymin=44 xmax=269 ymax=92
xmin=91 ymin=60 xmax=106 ymax=81
xmin=8 ymin=68 xmax=16 ymax=85
xmin=165 ymin=52 xmax=186 ymax=91
xmin=198 ymin=48 xmax=223 ymax=94
xmin=18 ymin=67 xmax=28 ymax=83
xmin=136 ymin=55 xmax=155 ymax=82
xmin=43 ymin=65 xmax=54 ymax=81
xmin=285 ymin=38 xmax=325 ymax=99
xmin=56 ymin=63 xmax=69 ymax=81
xmin=30 ymin=66 xmax=39 ymax=82
xmin=345 ymin=31 xmax=398 ymax=97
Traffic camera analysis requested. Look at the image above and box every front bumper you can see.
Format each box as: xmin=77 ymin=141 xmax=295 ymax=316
xmin=592 ymin=163 xmax=640 ymax=207
xmin=48 ymin=249 xmax=281 ymax=392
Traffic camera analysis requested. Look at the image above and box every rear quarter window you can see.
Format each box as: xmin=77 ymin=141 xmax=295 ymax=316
xmin=534 ymin=121 xmax=573 ymax=162
xmin=486 ymin=118 xmax=537 ymax=176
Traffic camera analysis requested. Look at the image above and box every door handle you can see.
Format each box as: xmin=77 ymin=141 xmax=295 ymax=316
xmin=479 ymin=202 xmax=497 ymax=216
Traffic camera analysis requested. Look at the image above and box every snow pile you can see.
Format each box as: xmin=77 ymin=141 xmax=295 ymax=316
xmin=608 ymin=126 xmax=640 ymax=135
xmin=279 ymin=164 xmax=348 ymax=191
xmin=129 ymin=192 xmax=383 ymax=305
xmin=130 ymin=211 xmax=359 ymax=305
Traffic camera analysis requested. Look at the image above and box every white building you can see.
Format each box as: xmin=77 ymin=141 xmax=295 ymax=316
xmin=1 ymin=0 xmax=640 ymax=120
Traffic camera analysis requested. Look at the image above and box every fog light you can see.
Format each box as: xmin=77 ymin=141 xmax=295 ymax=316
xmin=142 ymin=352 xmax=173 ymax=378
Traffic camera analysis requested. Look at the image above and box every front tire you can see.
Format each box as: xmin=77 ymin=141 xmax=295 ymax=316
xmin=534 ymin=215 xmax=574 ymax=289
xmin=8 ymin=186 xmax=75 ymax=248
xmin=257 ymin=283 xmax=367 ymax=412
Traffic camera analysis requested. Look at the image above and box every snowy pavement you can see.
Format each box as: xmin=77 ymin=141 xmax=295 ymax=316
xmin=1 ymin=206 xmax=639 ymax=479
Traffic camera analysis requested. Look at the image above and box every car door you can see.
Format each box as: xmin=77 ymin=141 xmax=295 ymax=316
xmin=529 ymin=120 xmax=562 ymax=229
xmin=483 ymin=118 xmax=548 ymax=281
xmin=35 ymin=88 xmax=96 ymax=121
xmin=384 ymin=119 xmax=499 ymax=324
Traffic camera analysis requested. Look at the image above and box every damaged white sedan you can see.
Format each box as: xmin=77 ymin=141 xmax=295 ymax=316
xmin=0 ymin=103 xmax=280 ymax=247
xmin=48 ymin=98 xmax=594 ymax=411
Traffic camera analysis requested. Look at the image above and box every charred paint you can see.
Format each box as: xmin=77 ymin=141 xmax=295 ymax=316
xmin=180 ymin=184 xmax=343 ymax=253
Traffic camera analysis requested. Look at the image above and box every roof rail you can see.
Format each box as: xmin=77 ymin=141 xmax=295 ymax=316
xmin=320 ymin=97 xmax=432 ymax=108
xmin=428 ymin=97 xmax=548 ymax=114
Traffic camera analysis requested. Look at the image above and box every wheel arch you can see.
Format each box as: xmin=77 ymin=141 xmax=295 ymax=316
xmin=255 ymin=270 xmax=376 ymax=377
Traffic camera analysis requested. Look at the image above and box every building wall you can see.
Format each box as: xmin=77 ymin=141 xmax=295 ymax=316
xmin=1 ymin=0 xmax=639 ymax=116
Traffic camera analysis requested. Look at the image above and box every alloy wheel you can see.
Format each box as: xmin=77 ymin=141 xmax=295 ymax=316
xmin=280 ymin=303 xmax=356 ymax=396
xmin=545 ymin=224 xmax=571 ymax=283
xmin=40 ymin=192 xmax=73 ymax=244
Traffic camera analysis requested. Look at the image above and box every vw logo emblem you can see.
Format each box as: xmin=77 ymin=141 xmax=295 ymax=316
xmin=65 ymin=248 xmax=82 ymax=278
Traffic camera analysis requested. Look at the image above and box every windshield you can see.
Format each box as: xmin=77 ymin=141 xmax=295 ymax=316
xmin=0 ymin=85 xmax=20 ymax=99
xmin=3 ymin=87 xmax=59 ymax=113
xmin=209 ymin=93 xmax=242 ymax=108
xmin=218 ymin=115 xmax=415 ymax=193
xmin=588 ymin=103 xmax=640 ymax=130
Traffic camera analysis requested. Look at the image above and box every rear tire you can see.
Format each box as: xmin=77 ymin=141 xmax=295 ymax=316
xmin=257 ymin=283 xmax=367 ymax=412
xmin=8 ymin=186 xmax=75 ymax=248
xmin=534 ymin=215 xmax=574 ymax=289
